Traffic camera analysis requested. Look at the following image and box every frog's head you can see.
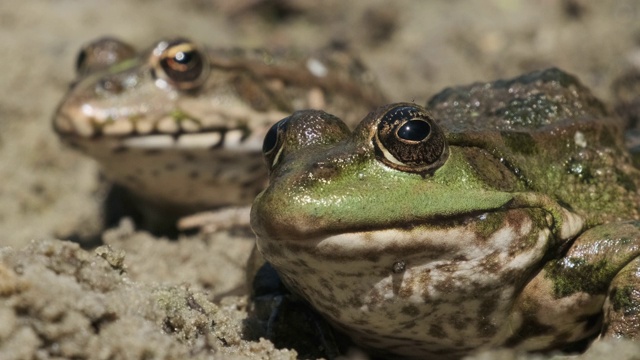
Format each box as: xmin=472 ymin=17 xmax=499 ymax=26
xmin=252 ymin=102 xmax=538 ymax=241
xmin=53 ymin=37 xmax=279 ymax=156
xmin=55 ymin=37 xmax=209 ymax=141
xmin=251 ymin=103 xmax=592 ymax=356
xmin=52 ymin=37 xmax=283 ymax=213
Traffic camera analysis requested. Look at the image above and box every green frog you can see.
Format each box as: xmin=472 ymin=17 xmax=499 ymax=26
xmin=250 ymin=68 xmax=640 ymax=359
xmin=53 ymin=36 xmax=385 ymax=230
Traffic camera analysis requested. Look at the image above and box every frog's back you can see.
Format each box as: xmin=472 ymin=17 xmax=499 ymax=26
xmin=427 ymin=68 xmax=640 ymax=226
xmin=204 ymin=45 xmax=386 ymax=124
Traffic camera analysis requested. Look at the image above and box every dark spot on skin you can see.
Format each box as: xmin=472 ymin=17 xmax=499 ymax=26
xmin=335 ymin=282 xmax=349 ymax=291
xmin=545 ymin=257 xmax=614 ymax=297
xmin=182 ymin=153 xmax=197 ymax=162
xmin=504 ymin=312 xmax=556 ymax=347
xmin=433 ymin=272 xmax=457 ymax=293
xmin=112 ymin=146 xmax=128 ymax=154
xmin=308 ymin=161 xmax=341 ymax=180
xmin=188 ymin=170 xmax=200 ymax=179
xmin=450 ymin=314 xmax=471 ymax=330
xmin=429 ymin=324 xmax=447 ymax=339
xmin=501 ymin=131 xmax=537 ymax=156
xmin=401 ymin=305 xmax=420 ymax=317
xmin=610 ymin=285 xmax=638 ymax=314
xmin=319 ymin=278 xmax=332 ymax=291
xmin=144 ymin=149 xmax=162 ymax=156
xmin=477 ymin=317 xmax=498 ymax=338
xmin=615 ymin=168 xmax=638 ymax=192
xmin=478 ymin=298 xmax=498 ymax=319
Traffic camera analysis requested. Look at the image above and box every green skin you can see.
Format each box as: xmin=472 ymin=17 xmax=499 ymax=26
xmin=252 ymin=69 xmax=640 ymax=358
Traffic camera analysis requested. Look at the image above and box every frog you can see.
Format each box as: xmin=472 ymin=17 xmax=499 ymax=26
xmin=53 ymin=36 xmax=386 ymax=232
xmin=250 ymin=68 xmax=640 ymax=359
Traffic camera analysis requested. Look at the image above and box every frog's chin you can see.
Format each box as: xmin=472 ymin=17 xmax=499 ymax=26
xmin=258 ymin=208 xmax=550 ymax=266
xmin=258 ymin=208 xmax=556 ymax=356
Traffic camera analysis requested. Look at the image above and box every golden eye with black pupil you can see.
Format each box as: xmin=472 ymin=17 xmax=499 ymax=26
xmin=154 ymin=39 xmax=209 ymax=90
xmin=263 ymin=117 xmax=290 ymax=169
xmin=374 ymin=104 xmax=449 ymax=175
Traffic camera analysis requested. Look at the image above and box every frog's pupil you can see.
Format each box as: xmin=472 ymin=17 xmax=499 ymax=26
xmin=397 ymin=120 xmax=431 ymax=142
xmin=174 ymin=51 xmax=191 ymax=65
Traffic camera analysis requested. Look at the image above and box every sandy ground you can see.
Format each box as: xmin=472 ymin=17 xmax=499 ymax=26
xmin=2 ymin=0 xmax=640 ymax=359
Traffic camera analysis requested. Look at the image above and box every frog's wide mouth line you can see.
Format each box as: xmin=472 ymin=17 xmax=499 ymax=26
xmin=56 ymin=116 xmax=263 ymax=151
xmin=117 ymin=129 xmax=256 ymax=150
xmin=256 ymin=206 xmax=553 ymax=265
xmin=256 ymin=204 xmax=516 ymax=243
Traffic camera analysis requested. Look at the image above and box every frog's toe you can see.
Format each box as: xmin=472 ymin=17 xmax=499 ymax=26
xmin=603 ymin=256 xmax=640 ymax=339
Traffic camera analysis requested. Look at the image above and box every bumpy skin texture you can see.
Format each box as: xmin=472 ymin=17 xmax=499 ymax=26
xmin=53 ymin=37 xmax=386 ymax=227
xmin=251 ymin=68 xmax=640 ymax=359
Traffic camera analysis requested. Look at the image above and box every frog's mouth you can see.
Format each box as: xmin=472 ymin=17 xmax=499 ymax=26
xmin=53 ymin=107 xmax=270 ymax=152
xmin=53 ymin=102 xmax=287 ymax=152
xmin=57 ymin=125 xmax=264 ymax=153
xmin=116 ymin=128 xmax=259 ymax=151
xmin=252 ymin=184 xmax=585 ymax=247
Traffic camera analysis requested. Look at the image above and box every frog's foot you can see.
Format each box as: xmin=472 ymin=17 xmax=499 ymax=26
xmin=177 ymin=206 xmax=251 ymax=233
xmin=602 ymin=255 xmax=640 ymax=339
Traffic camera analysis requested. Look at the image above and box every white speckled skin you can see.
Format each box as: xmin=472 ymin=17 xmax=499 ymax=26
xmin=260 ymin=208 xmax=603 ymax=359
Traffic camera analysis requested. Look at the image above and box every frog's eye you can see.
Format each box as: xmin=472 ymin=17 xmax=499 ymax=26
xmin=153 ymin=39 xmax=210 ymax=91
xmin=262 ymin=117 xmax=290 ymax=169
xmin=374 ymin=105 xmax=449 ymax=175
xmin=75 ymin=37 xmax=136 ymax=76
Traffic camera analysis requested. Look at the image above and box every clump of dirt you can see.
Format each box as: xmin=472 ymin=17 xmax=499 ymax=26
xmin=0 ymin=239 xmax=296 ymax=359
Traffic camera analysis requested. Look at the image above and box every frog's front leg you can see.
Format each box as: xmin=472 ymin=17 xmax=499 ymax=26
xmin=177 ymin=205 xmax=252 ymax=232
xmin=514 ymin=221 xmax=640 ymax=349
xmin=561 ymin=221 xmax=640 ymax=341
xmin=603 ymin=255 xmax=640 ymax=338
